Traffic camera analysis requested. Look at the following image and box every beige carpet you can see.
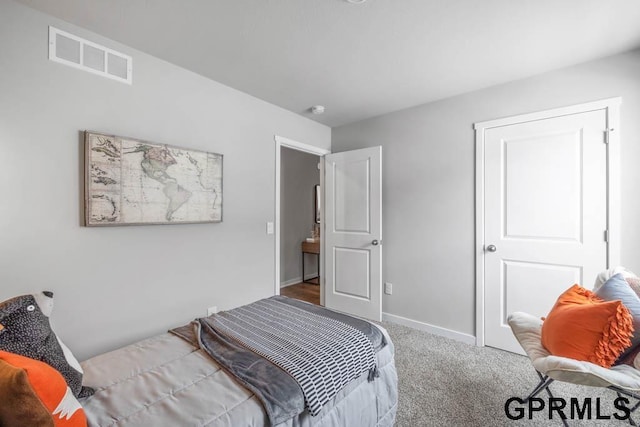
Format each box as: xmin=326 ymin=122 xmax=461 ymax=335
xmin=383 ymin=321 xmax=633 ymax=427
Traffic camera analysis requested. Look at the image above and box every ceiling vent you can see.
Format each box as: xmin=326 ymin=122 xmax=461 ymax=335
xmin=48 ymin=26 xmax=132 ymax=85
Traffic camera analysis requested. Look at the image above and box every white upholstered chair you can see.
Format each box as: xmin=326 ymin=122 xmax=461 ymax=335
xmin=508 ymin=311 xmax=640 ymax=426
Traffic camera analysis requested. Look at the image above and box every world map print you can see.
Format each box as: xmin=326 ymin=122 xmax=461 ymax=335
xmin=85 ymin=131 xmax=222 ymax=225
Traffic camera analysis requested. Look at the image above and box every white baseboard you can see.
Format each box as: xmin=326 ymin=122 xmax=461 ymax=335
xmin=280 ymin=278 xmax=301 ymax=288
xmin=280 ymin=273 xmax=319 ymax=288
xmin=382 ymin=312 xmax=476 ymax=346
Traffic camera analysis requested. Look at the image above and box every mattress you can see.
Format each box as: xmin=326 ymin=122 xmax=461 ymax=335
xmin=79 ymin=323 xmax=397 ymax=427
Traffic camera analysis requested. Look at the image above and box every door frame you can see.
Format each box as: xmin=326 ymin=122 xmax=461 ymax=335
xmin=474 ymin=97 xmax=621 ymax=347
xmin=274 ymin=135 xmax=330 ymax=304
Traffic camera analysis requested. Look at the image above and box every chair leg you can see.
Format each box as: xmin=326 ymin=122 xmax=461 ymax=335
xmin=524 ymin=371 xmax=569 ymax=427
xmin=524 ymin=371 xmax=555 ymax=401
xmin=614 ymin=389 xmax=640 ymax=426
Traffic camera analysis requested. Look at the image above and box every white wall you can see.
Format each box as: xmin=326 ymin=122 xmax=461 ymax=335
xmin=0 ymin=0 xmax=330 ymax=360
xmin=332 ymin=49 xmax=640 ymax=338
xmin=280 ymin=148 xmax=320 ymax=285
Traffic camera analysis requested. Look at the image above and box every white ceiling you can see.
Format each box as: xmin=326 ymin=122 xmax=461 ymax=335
xmin=17 ymin=0 xmax=640 ymax=127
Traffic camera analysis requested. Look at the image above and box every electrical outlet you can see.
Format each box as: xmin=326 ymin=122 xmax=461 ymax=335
xmin=207 ymin=306 xmax=218 ymax=316
xmin=384 ymin=282 xmax=393 ymax=295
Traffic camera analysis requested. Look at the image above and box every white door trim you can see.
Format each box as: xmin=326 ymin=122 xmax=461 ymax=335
xmin=474 ymin=97 xmax=621 ymax=347
xmin=274 ymin=135 xmax=330 ymax=304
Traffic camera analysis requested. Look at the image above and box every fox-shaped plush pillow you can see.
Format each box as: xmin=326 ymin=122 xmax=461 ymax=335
xmin=0 ymin=350 xmax=87 ymax=426
xmin=0 ymin=292 xmax=94 ymax=398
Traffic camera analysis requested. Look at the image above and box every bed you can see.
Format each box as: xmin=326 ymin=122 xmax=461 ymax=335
xmin=78 ymin=296 xmax=398 ymax=427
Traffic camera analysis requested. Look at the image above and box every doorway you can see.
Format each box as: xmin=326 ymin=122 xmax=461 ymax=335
xmin=274 ymin=136 xmax=385 ymax=321
xmin=274 ymin=136 xmax=330 ymax=306
xmin=475 ymin=98 xmax=621 ymax=353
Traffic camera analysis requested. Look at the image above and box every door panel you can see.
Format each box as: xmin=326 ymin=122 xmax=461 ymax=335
xmin=325 ymin=146 xmax=381 ymax=321
xmin=334 ymin=247 xmax=370 ymax=299
xmin=484 ymin=109 xmax=607 ymax=354
xmin=502 ymin=261 xmax=581 ymax=326
xmin=504 ymin=131 xmax=581 ymax=240
xmin=335 ymin=158 xmax=370 ymax=232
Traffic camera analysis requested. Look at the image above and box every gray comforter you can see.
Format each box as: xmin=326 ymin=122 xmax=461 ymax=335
xmin=80 ymin=300 xmax=397 ymax=427
xmin=172 ymin=318 xmax=304 ymax=424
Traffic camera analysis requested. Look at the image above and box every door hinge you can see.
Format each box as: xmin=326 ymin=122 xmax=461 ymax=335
xmin=604 ymin=128 xmax=614 ymax=144
xmin=604 ymin=229 xmax=609 ymax=243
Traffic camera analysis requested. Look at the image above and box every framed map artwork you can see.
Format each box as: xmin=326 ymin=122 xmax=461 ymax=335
xmin=84 ymin=131 xmax=223 ymax=226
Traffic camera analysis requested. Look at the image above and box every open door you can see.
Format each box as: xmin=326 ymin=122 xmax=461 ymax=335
xmin=324 ymin=146 xmax=382 ymax=321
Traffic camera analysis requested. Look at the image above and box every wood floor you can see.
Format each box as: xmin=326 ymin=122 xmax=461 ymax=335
xmin=280 ymin=282 xmax=320 ymax=305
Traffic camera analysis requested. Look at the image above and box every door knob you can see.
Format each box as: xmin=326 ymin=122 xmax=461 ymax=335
xmin=486 ymin=244 xmax=497 ymax=252
xmin=372 ymin=239 xmax=380 ymax=246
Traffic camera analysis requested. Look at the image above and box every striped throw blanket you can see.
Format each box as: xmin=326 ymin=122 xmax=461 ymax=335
xmin=206 ymin=297 xmax=377 ymax=416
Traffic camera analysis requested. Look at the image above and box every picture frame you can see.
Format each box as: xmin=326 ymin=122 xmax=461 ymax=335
xmin=84 ymin=131 xmax=223 ymax=226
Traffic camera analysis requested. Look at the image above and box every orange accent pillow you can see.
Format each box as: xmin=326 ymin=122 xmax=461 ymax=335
xmin=541 ymin=284 xmax=634 ymax=368
xmin=0 ymin=351 xmax=87 ymax=427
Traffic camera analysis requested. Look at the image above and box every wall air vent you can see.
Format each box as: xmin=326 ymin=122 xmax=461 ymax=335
xmin=48 ymin=26 xmax=132 ymax=85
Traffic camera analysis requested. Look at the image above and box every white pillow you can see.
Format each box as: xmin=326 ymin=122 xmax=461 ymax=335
xmin=593 ymin=266 xmax=638 ymax=292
